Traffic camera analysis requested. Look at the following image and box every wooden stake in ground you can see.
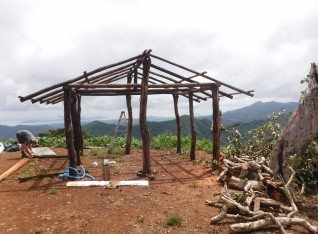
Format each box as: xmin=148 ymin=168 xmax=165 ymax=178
xmin=0 ymin=158 xmax=29 ymax=182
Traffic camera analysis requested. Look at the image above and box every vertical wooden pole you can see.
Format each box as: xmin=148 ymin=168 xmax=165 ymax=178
xmin=125 ymin=73 xmax=133 ymax=155
xmin=189 ymin=92 xmax=196 ymax=160
xmin=64 ymin=87 xmax=77 ymax=176
xmin=134 ymin=67 xmax=138 ymax=85
xmin=71 ymin=93 xmax=83 ymax=165
xmin=212 ymin=85 xmax=220 ymax=170
xmin=173 ymin=94 xmax=181 ymax=154
xmin=71 ymin=93 xmax=80 ymax=165
xmin=139 ymin=56 xmax=151 ymax=175
xmin=77 ymin=95 xmax=84 ymax=157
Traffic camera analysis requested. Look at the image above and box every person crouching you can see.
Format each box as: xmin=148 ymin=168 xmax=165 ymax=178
xmin=16 ymin=130 xmax=38 ymax=158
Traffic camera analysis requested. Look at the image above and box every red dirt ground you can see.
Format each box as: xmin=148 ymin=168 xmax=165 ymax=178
xmin=0 ymin=148 xmax=317 ymax=234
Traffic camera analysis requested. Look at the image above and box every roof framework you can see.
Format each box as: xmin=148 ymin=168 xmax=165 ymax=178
xmin=19 ymin=49 xmax=253 ymax=104
xmin=18 ymin=49 xmax=254 ymax=177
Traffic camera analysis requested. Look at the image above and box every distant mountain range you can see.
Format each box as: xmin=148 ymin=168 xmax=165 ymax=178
xmin=221 ymin=101 xmax=297 ymax=125
xmin=0 ymin=101 xmax=298 ymax=141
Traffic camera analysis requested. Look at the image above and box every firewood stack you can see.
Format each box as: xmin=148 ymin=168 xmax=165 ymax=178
xmin=207 ymin=155 xmax=318 ymax=233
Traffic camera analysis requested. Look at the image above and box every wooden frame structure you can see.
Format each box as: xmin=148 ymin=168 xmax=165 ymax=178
xmin=19 ymin=49 xmax=253 ymax=176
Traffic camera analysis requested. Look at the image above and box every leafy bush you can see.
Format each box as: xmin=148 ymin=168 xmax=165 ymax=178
xmin=196 ymin=138 xmax=213 ymax=153
xmin=39 ymin=136 xmax=66 ymax=148
xmin=131 ymin=138 xmax=143 ymax=149
xmin=225 ymin=110 xmax=284 ymax=163
xmin=225 ymin=129 xmax=245 ymax=157
xmin=84 ymin=136 xmax=112 ymax=148
xmin=290 ymin=141 xmax=318 ymax=193
xmin=244 ymin=111 xmax=283 ymax=163
xmin=151 ymin=132 xmax=178 ymax=150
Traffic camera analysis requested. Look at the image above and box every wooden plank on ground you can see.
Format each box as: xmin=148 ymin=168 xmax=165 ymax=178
xmin=0 ymin=158 xmax=29 ymax=182
xmin=18 ymin=172 xmax=61 ymax=183
xmin=66 ymin=180 xmax=149 ymax=187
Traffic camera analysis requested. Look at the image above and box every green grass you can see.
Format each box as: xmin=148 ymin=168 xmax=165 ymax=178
xmin=6 ymin=162 xmax=36 ymax=181
xmin=89 ymin=148 xmax=106 ymax=158
xmin=166 ymin=214 xmax=183 ymax=227
xmin=47 ymin=188 xmax=59 ymax=195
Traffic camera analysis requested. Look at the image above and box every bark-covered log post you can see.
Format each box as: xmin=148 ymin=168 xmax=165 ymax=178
xmin=77 ymin=95 xmax=84 ymax=157
xmin=270 ymin=63 xmax=318 ymax=180
xmin=189 ymin=92 xmax=196 ymax=160
xmin=139 ymin=56 xmax=151 ymax=175
xmin=173 ymin=94 xmax=181 ymax=154
xmin=125 ymin=72 xmax=134 ymax=155
xmin=212 ymin=85 xmax=221 ymax=170
xmin=71 ymin=93 xmax=83 ymax=165
xmin=63 ymin=87 xmax=77 ymax=176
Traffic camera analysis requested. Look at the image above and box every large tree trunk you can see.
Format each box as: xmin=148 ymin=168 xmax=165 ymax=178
xmin=270 ymin=63 xmax=318 ymax=179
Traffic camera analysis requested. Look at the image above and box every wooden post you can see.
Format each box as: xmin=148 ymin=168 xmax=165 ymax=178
xmin=173 ymin=94 xmax=181 ymax=154
xmin=125 ymin=73 xmax=133 ymax=155
xmin=134 ymin=67 xmax=138 ymax=85
xmin=77 ymin=95 xmax=84 ymax=157
xmin=71 ymin=93 xmax=82 ymax=165
xmin=139 ymin=56 xmax=151 ymax=175
xmin=71 ymin=93 xmax=80 ymax=166
xmin=189 ymin=92 xmax=196 ymax=160
xmin=64 ymin=87 xmax=77 ymax=176
xmin=212 ymin=85 xmax=220 ymax=170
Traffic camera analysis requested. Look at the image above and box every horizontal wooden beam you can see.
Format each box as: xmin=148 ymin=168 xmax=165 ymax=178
xmin=76 ymin=89 xmax=210 ymax=97
xmin=67 ymin=82 xmax=218 ymax=89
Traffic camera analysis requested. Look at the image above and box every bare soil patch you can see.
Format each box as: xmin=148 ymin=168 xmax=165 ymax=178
xmin=0 ymin=148 xmax=317 ymax=233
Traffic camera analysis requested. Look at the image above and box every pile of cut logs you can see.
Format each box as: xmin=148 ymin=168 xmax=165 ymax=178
xmin=207 ymin=155 xmax=317 ymax=233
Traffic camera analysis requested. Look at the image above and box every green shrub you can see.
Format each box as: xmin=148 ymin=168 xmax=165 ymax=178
xmin=225 ymin=110 xmax=284 ymax=163
xmin=151 ymin=132 xmax=177 ymax=150
xmin=290 ymin=141 xmax=318 ymax=193
xmin=39 ymin=136 xmax=66 ymax=148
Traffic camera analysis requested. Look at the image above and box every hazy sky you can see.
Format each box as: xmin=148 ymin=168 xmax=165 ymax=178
xmin=1 ymin=0 xmax=318 ymax=125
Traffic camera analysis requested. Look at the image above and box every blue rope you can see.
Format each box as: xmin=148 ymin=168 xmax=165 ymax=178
xmin=58 ymin=164 xmax=95 ymax=180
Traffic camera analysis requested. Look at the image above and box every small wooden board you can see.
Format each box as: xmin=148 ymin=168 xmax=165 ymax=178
xmin=0 ymin=158 xmax=29 ymax=182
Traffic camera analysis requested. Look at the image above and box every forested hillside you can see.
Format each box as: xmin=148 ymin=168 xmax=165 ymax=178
xmin=83 ymin=112 xmax=292 ymax=145
xmin=0 ymin=101 xmax=297 ymax=143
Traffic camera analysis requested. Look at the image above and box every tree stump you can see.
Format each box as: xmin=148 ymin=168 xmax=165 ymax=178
xmin=270 ymin=63 xmax=318 ymax=180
